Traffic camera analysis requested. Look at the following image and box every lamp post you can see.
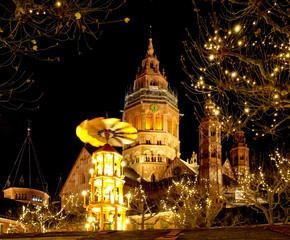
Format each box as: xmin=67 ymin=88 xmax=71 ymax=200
xmin=82 ymin=190 xmax=87 ymax=207
xmin=121 ymin=161 xmax=126 ymax=176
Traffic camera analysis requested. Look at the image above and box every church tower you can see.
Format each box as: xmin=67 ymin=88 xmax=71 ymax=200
xmin=122 ymin=38 xmax=180 ymax=182
xmin=198 ymin=100 xmax=223 ymax=195
xmin=230 ymin=131 xmax=249 ymax=179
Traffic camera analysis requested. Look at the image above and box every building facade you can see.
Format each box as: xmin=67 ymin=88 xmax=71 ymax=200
xmin=122 ymin=38 xmax=181 ymax=182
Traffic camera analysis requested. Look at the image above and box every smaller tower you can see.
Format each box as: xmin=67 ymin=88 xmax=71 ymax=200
xmin=198 ymin=100 xmax=223 ymax=195
xmin=230 ymin=131 xmax=249 ymax=179
xmin=2 ymin=122 xmax=49 ymax=206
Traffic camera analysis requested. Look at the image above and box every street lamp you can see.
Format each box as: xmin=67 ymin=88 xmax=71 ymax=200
xmin=82 ymin=190 xmax=87 ymax=206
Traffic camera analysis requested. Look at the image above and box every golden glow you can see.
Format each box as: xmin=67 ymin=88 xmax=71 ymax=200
xmin=155 ymin=114 xmax=163 ymax=130
xmin=86 ymin=146 xmax=128 ymax=231
xmin=146 ymin=113 xmax=153 ymax=130
xmin=82 ymin=191 xmax=87 ymax=196
xmin=172 ymin=120 xmax=177 ymax=137
xmin=209 ymin=54 xmax=214 ymax=61
xmin=135 ymin=114 xmax=141 ymax=130
xmin=234 ymin=24 xmax=241 ymax=32
xmin=124 ymin=17 xmax=130 ymax=23
xmin=55 ymin=1 xmax=62 ymax=7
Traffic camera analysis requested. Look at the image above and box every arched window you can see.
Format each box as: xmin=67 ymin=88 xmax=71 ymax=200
xmin=155 ymin=114 xmax=162 ymax=130
xmin=146 ymin=113 xmax=153 ymax=130
xmin=167 ymin=118 xmax=172 ymax=134
xmin=136 ymin=113 xmax=141 ymax=130
xmin=80 ymin=173 xmax=86 ymax=184
xmin=128 ymin=117 xmax=133 ymax=126
xmin=151 ymin=174 xmax=156 ymax=183
xmin=173 ymin=119 xmax=177 ymax=137
xmin=158 ymin=155 xmax=162 ymax=162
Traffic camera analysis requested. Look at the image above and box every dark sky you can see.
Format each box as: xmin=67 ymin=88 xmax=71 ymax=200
xmin=0 ymin=0 xmax=200 ymax=194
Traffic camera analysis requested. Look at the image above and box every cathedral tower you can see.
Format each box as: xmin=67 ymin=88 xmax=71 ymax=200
xmin=122 ymin=38 xmax=180 ymax=182
xmin=230 ymin=131 xmax=249 ymax=179
xmin=198 ymin=100 xmax=223 ymax=194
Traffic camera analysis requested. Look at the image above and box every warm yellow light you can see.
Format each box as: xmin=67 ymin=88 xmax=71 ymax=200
xmin=56 ymin=1 xmax=62 ymax=7
xmin=209 ymin=55 xmax=214 ymax=61
xmin=234 ymin=24 xmax=241 ymax=32
xmin=231 ymin=72 xmax=237 ymax=77
xmin=88 ymin=217 xmax=94 ymax=222
xmin=89 ymin=169 xmax=94 ymax=174
xmin=121 ymin=161 xmax=126 ymax=167
xmin=124 ymin=17 xmax=130 ymax=23
xmin=82 ymin=190 xmax=87 ymax=196
xmin=245 ymin=108 xmax=249 ymax=113
xmin=238 ymin=41 xmax=243 ymax=46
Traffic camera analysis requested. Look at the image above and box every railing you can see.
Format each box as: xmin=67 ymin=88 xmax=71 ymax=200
xmin=124 ymin=88 xmax=178 ymax=107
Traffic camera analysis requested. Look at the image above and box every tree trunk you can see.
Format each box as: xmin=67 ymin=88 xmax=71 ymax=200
xmin=141 ymin=210 xmax=145 ymax=230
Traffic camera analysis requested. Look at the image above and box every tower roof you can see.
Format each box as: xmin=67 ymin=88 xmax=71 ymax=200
xmin=3 ymin=121 xmax=48 ymax=193
xmin=133 ymin=38 xmax=169 ymax=92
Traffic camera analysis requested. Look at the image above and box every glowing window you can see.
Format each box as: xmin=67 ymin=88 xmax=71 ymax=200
xmin=173 ymin=120 xmax=177 ymax=137
xmin=155 ymin=114 xmax=162 ymax=130
xmin=167 ymin=118 xmax=172 ymax=134
xmin=136 ymin=113 xmax=141 ymax=130
xmin=146 ymin=113 xmax=153 ymax=130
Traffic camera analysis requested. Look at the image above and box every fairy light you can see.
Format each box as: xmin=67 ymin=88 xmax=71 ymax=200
xmin=234 ymin=24 xmax=241 ymax=32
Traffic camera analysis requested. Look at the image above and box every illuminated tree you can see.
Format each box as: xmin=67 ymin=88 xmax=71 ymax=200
xmin=0 ymin=0 xmax=127 ymax=66
xmin=17 ymin=193 xmax=85 ymax=232
xmin=128 ymin=183 xmax=161 ymax=230
xmin=182 ymin=0 xmax=290 ymax=139
xmin=161 ymin=177 xmax=225 ymax=228
xmin=238 ymin=149 xmax=289 ymax=225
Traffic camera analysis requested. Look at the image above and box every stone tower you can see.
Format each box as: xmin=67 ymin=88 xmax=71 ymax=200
xmin=198 ymin=100 xmax=223 ymax=194
xmin=122 ymin=38 xmax=180 ymax=182
xmin=230 ymin=131 xmax=249 ymax=179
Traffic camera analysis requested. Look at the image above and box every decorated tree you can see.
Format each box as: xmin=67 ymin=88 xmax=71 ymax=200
xmin=182 ymin=0 xmax=289 ymax=139
xmin=128 ymin=183 xmax=161 ymax=230
xmin=238 ymin=149 xmax=289 ymax=224
xmin=161 ymin=177 xmax=225 ymax=228
xmin=18 ymin=193 xmax=85 ymax=232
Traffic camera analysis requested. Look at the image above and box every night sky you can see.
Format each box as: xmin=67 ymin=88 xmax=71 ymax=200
xmin=0 ymin=0 xmax=201 ymax=195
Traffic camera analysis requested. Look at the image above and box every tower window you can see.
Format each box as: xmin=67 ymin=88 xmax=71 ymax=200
xmin=146 ymin=139 xmax=151 ymax=144
xmin=157 ymin=140 xmax=162 ymax=145
xmin=173 ymin=120 xmax=177 ymax=137
xmin=146 ymin=113 xmax=153 ymax=130
xmin=150 ymin=63 xmax=154 ymax=69
xmin=136 ymin=114 xmax=141 ymax=130
xmin=167 ymin=118 xmax=172 ymax=134
xmin=158 ymin=155 xmax=162 ymax=162
xmin=155 ymin=114 xmax=163 ymax=130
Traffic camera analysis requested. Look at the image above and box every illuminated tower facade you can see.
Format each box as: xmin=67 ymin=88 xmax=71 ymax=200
xmin=85 ymin=144 xmax=128 ymax=231
xmin=198 ymin=100 xmax=223 ymax=194
xmin=230 ymin=131 xmax=250 ymax=179
xmin=123 ymin=38 xmax=180 ymax=182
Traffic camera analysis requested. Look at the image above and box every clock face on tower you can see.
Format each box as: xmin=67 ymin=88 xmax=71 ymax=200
xmin=150 ymin=103 xmax=159 ymax=112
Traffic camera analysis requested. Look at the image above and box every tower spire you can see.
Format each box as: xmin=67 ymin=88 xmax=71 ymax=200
xmin=147 ymin=38 xmax=154 ymax=57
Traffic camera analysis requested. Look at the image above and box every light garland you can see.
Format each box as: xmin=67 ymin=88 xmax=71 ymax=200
xmin=183 ymin=0 xmax=290 ymax=139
